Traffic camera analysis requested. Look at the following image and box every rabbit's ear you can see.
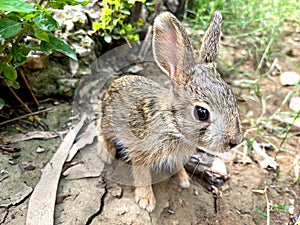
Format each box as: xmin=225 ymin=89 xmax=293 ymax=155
xmin=199 ymin=11 xmax=222 ymax=64
xmin=153 ymin=12 xmax=195 ymax=85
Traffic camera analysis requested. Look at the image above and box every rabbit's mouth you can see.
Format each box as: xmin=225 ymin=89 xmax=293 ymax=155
xmin=197 ymin=145 xmax=228 ymax=155
xmin=197 ymin=146 xmax=218 ymax=155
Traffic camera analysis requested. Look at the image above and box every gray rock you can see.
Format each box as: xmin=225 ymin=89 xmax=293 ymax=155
xmin=68 ymin=29 xmax=95 ymax=58
xmin=53 ymin=5 xmax=88 ymax=31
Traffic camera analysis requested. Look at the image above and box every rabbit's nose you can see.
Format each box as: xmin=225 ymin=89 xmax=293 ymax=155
xmin=229 ymin=135 xmax=243 ymax=149
xmin=229 ymin=141 xmax=238 ymax=149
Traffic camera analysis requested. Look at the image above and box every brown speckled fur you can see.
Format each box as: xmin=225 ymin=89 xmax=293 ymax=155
xmin=98 ymin=11 xmax=243 ymax=212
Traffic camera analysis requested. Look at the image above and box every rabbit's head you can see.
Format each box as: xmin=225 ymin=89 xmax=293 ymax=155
xmin=153 ymin=11 xmax=243 ymax=153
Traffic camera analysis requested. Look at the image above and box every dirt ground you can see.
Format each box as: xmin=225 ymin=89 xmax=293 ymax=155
xmin=1 ymin=24 xmax=300 ymax=225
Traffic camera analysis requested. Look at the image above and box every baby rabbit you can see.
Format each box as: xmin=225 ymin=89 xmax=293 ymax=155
xmin=98 ymin=11 xmax=243 ymax=212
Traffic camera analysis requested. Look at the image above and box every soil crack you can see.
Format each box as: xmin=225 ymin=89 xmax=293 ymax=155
xmin=85 ymin=185 xmax=107 ymax=225
xmin=0 ymin=186 xmax=32 ymax=224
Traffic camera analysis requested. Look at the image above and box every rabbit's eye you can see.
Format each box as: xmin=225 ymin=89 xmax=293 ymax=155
xmin=194 ymin=106 xmax=209 ymax=121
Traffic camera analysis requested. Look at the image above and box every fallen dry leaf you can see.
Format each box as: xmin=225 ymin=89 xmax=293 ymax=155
xmin=251 ymin=141 xmax=279 ymax=170
xmin=3 ymin=131 xmax=61 ymax=144
xmin=64 ymin=137 xmax=104 ymax=179
xmin=0 ymin=145 xmax=21 ymax=153
xmin=66 ymin=122 xmax=97 ymax=162
xmin=26 ymin=114 xmax=87 ymax=225
xmin=63 ymin=163 xmax=100 ymax=179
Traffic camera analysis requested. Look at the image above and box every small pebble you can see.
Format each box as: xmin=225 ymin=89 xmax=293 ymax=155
xmin=23 ymin=164 xmax=36 ymax=171
xmin=279 ymin=71 xmax=300 ymax=86
xmin=289 ymin=96 xmax=300 ymax=111
xmin=8 ymin=159 xmax=17 ymax=165
xmin=194 ymin=189 xmax=200 ymax=196
xmin=167 ymin=208 xmax=176 ymax=214
xmin=0 ymin=170 xmax=8 ymax=175
xmin=127 ymin=65 xmax=143 ymax=74
xmin=36 ymin=146 xmax=46 ymax=153
xmin=53 ymin=100 xmax=60 ymax=105
xmin=240 ymin=49 xmax=247 ymax=55
xmin=111 ymin=186 xmax=122 ymax=198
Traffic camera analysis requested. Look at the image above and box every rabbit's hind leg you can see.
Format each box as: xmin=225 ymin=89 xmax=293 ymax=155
xmin=174 ymin=167 xmax=190 ymax=188
xmin=132 ymin=166 xmax=156 ymax=212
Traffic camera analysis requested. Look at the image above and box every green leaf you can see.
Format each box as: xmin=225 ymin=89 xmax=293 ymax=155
xmin=121 ymin=9 xmax=131 ymax=15
xmin=49 ymin=1 xmax=67 ymax=9
xmin=49 ymin=0 xmax=89 ymax=8
xmin=26 ymin=43 xmax=41 ymax=51
xmin=254 ymin=207 xmax=267 ymax=218
xmin=41 ymin=35 xmax=77 ymax=60
xmin=5 ymin=79 xmax=20 ymax=89
xmin=92 ymin=21 xmax=102 ymax=31
xmin=0 ymin=98 xmax=5 ymax=110
xmin=40 ymin=41 xmax=53 ymax=55
xmin=3 ymin=63 xmax=17 ymax=81
xmin=12 ymin=44 xmax=29 ymax=67
xmin=0 ymin=0 xmax=35 ymax=12
xmin=24 ymin=12 xmax=37 ymax=21
xmin=0 ymin=18 xmax=22 ymax=39
xmin=273 ymin=205 xmax=293 ymax=210
xmin=104 ymin=34 xmax=112 ymax=43
xmin=34 ymin=13 xmax=59 ymax=31
xmin=33 ymin=28 xmax=49 ymax=42
xmin=6 ymin=12 xmax=22 ymax=21
xmin=65 ymin=0 xmax=90 ymax=6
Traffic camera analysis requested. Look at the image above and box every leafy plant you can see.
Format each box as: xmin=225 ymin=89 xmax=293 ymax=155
xmin=92 ymin=0 xmax=145 ymax=43
xmin=0 ymin=0 xmax=89 ymax=106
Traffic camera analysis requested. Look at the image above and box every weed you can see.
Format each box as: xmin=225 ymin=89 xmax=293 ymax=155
xmin=92 ymin=0 xmax=145 ymax=43
xmin=253 ymin=187 xmax=294 ymax=225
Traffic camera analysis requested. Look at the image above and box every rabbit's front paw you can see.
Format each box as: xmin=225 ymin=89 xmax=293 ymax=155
xmin=175 ymin=168 xmax=190 ymax=188
xmin=135 ymin=186 xmax=156 ymax=212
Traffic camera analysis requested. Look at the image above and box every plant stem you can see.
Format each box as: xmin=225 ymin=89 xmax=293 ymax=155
xmin=38 ymin=0 xmax=45 ymax=6
xmin=6 ymin=84 xmax=32 ymax=113
xmin=0 ymin=108 xmax=52 ymax=126
xmin=264 ymin=187 xmax=270 ymax=225
xmin=44 ymin=0 xmax=50 ymax=9
xmin=19 ymin=68 xmax=40 ymax=107
xmin=279 ymin=109 xmax=300 ymax=149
